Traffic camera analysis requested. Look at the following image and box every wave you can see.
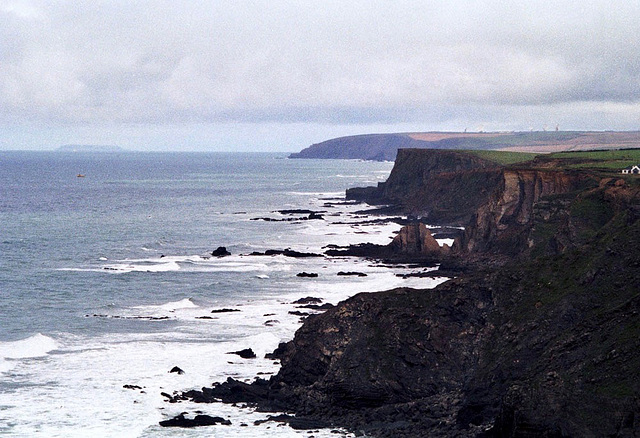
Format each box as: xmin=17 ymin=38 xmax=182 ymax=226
xmin=0 ymin=333 xmax=58 ymax=360
xmin=133 ymin=298 xmax=199 ymax=313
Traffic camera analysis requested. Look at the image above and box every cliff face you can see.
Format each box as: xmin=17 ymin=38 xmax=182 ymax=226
xmin=458 ymin=168 xmax=595 ymax=256
xmin=263 ymin=179 xmax=640 ymax=437
xmin=347 ymin=149 xmax=504 ymax=225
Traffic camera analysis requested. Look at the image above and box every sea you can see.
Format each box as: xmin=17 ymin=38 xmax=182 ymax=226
xmin=0 ymin=151 xmax=450 ymax=437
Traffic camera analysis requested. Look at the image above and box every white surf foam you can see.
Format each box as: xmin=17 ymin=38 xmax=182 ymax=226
xmin=0 ymin=333 xmax=58 ymax=360
xmin=135 ymin=298 xmax=199 ymax=313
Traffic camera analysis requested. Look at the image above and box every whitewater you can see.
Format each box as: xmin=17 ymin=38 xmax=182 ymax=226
xmin=0 ymin=151 xmax=449 ymax=437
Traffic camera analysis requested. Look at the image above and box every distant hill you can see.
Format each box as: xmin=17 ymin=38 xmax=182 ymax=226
xmin=57 ymin=144 xmax=125 ymax=153
xmin=290 ymin=131 xmax=640 ymax=161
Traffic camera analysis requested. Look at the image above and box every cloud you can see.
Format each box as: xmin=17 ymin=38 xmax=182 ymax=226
xmin=1 ymin=0 xmax=640 ymax=132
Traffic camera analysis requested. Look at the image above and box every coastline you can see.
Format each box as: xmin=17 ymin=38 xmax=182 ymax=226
xmin=163 ymin=148 xmax=640 ymax=437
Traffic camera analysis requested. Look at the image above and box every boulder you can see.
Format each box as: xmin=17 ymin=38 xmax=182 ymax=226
xmin=211 ymin=246 xmax=231 ymax=257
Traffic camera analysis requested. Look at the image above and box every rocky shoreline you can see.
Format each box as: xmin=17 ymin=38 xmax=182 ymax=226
xmin=162 ymin=149 xmax=640 ymax=436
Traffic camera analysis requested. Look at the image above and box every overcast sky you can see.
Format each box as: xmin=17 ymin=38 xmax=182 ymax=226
xmin=2 ymin=0 xmax=640 ymax=151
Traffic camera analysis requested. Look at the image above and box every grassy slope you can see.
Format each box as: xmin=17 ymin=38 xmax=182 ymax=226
xmin=546 ymin=148 xmax=640 ymax=170
xmin=461 ymin=149 xmax=537 ymax=165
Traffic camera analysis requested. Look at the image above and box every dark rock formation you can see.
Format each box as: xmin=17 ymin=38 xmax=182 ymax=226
xmin=173 ymin=149 xmax=640 ymax=437
xmin=249 ymin=249 xmax=323 ymax=258
xmin=346 ymin=149 xmax=504 ymax=224
xmin=169 ymin=366 xmax=184 ymax=375
xmin=389 ymin=223 xmax=448 ymax=255
xmin=296 ymin=272 xmax=318 ymax=278
xmin=210 ymin=308 xmax=241 ymax=313
xmin=211 ymin=246 xmax=231 ymax=257
xmin=227 ymin=348 xmax=257 ymax=359
xmin=292 ymin=297 xmax=323 ymax=305
xmin=159 ymin=413 xmax=231 ymax=427
xmin=325 ymin=222 xmax=446 ymax=263
xmin=337 ymin=271 xmax=368 ymax=277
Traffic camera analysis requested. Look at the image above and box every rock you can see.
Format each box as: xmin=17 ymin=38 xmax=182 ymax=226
xmin=211 ymin=308 xmax=241 ymax=313
xmin=159 ymin=413 xmax=231 ymax=427
xmin=249 ymin=249 xmax=323 ymax=258
xmin=337 ymin=271 xmax=368 ymax=277
xmin=389 ymin=223 xmax=443 ymax=256
xmin=169 ymin=366 xmax=184 ymax=375
xmin=211 ymin=246 xmax=231 ymax=257
xmin=227 ymin=348 xmax=256 ymax=359
xmin=292 ymin=297 xmax=323 ymax=305
xmin=265 ymin=342 xmax=291 ymax=360
xmin=297 ymin=303 xmax=335 ymax=311
xmin=254 ymin=414 xmax=331 ymax=430
xmin=296 ymin=272 xmax=319 ymax=278
xmin=123 ymin=384 xmax=143 ymax=390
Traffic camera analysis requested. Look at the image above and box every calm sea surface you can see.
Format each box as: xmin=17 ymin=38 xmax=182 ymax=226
xmin=0 ymin=151 xmax=446 ymax=437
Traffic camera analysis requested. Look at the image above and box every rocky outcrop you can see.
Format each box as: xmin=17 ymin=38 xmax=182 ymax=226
xmin=324 ymin=222 xmax=448 ymax=262
xmin=389 ymin=223 xmax=448 ymax=255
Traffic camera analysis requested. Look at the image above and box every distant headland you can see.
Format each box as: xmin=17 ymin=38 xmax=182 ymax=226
xmin=290 ymin=130 xmax=640 ymax=161
xmin=56 ymin=144 xmax=126 ymax=153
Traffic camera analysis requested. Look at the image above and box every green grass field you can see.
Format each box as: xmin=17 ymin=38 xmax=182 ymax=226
xmin=547 ymin=149 xmax=640 ymax=170
xmin=463 ymin=150 xmax=537 ymax=165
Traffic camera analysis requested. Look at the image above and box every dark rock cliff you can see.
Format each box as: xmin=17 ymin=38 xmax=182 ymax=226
xmin=347 ymin=148 xmax=504 ymax=225
xmin=260 ymin=178 xmax=640 ymax=437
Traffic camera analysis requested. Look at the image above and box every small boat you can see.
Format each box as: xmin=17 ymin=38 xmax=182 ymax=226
xmin=77 ymin=174 xmax=85 ymax=178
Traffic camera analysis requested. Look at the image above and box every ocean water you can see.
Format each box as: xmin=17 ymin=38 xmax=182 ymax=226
xmin=0 ymin=151 xmax=448 ymax=437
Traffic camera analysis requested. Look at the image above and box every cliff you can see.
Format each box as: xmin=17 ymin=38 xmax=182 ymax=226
xmin=347 ymin=148 xmax=504 ymax=225
xmin=181 ymin=149 xmax=640 ymax=437
xmin=261 ymin=192 xmax=640 ymax=436
xmin=457 ymin=168 xmax=596 ymax=257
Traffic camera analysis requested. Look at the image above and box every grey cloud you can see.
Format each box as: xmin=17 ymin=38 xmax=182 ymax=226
xmin=1 ymin=0 xmax=640 ymax=128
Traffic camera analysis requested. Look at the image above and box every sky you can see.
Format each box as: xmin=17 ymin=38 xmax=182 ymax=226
xmin=2 ymin=0 xmax=640 ymax=152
